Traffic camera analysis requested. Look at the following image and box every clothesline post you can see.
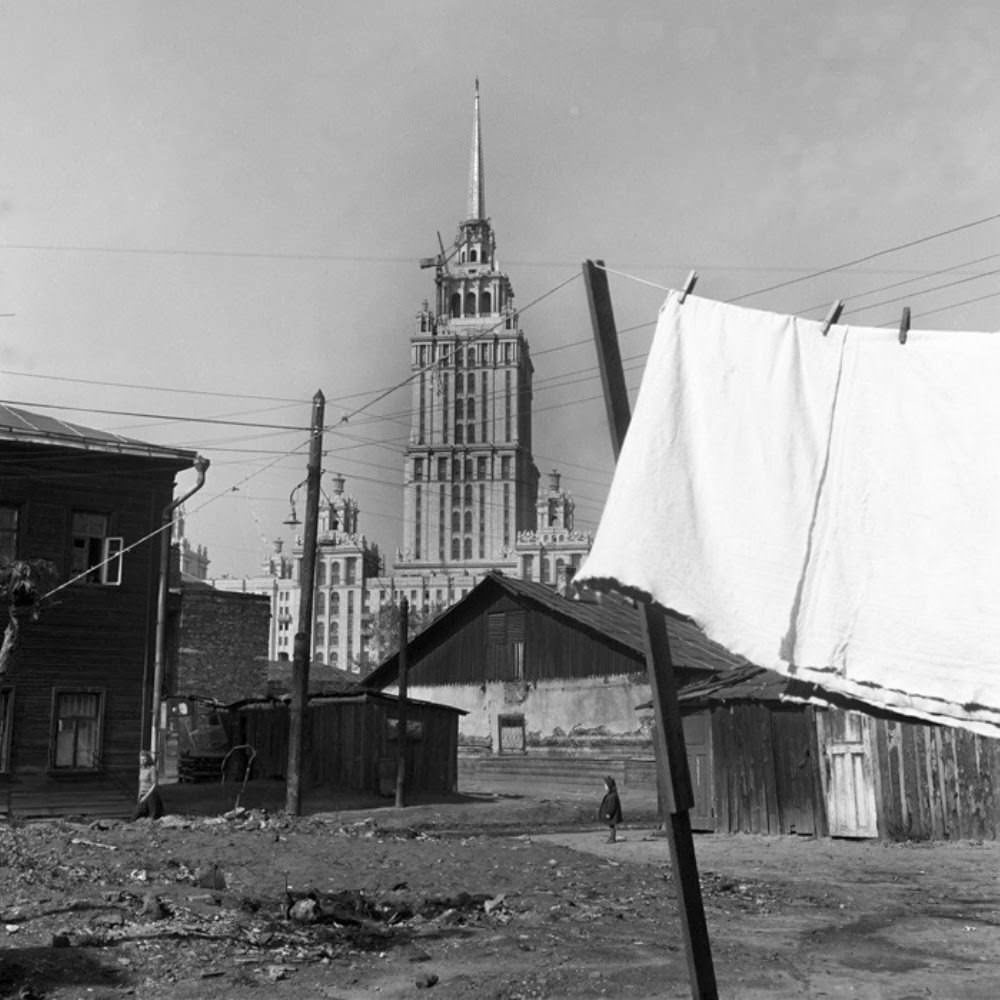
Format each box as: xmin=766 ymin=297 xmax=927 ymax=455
xmin=582 ymin=259 xmax=718 ymax=1000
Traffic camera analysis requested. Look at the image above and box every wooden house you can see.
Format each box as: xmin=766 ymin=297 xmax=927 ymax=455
xmin=676 ymin=665 xmax=1000 ymax=841
xmin=361 ymin=572 xmax=744 ymax=809
xmin=226 ymin=690 xmax=464 ymax=796
xmin=0 ymin=404 xmax=198 ymax=818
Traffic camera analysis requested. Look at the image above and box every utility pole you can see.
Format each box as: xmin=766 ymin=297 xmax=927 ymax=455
xmin=583 ymin=261 xmax=717 ymax=999
xmin=285 ymin=390 xmax=325 ymax=816
xmin=394 ymin=597 xmax=410 ymax=808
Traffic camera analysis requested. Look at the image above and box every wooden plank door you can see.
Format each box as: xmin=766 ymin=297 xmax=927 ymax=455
xmin=682 ymin=711 xmax=716 ymax=831
xmin=817 ymin=709 xmax=879 ymax=838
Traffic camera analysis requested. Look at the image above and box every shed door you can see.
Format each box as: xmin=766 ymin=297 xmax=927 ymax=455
xmin=682 ymin=711 xmax=715 ymax=831
xmin=817 ymin=709 xmax=878 ymax=838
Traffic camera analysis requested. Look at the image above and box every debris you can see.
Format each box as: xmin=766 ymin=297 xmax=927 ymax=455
xmin=289 ymin=897 xmax=319 ymax=923
xmin=69 ymin=837 xmax=117 ymax=851
xmin=140 ymin=894 xmax=169 ymax=921
xmin=265 ymin=964 xmax=296 ymax=982
xmin=415 ymin=972 xmax=439 ymax=989
xmin=196 ymin=864 xmax=227 ymax=890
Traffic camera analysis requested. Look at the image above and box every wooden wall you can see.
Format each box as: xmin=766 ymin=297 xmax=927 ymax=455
xmin=702 ymin=702 xmax=999 ymax=841
xmin=1 ymin=445 xmax=187 ymax=814
xmin=708 ymin=704 xmax=826 ymax=837
xmin=872 ymin=716 xmax=1000 ymax=841
xmin=232 ymin=696 xmax=459 ymax=795
xmin=406 ymin=592 xmax=642 ymax=687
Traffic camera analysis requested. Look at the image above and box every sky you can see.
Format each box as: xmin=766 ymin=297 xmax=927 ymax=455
xmin=3 ymin=1 xmax=1000 ymax=578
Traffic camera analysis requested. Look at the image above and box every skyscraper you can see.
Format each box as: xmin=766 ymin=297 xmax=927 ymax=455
xmin=397 ymin=81 xmax=538 ymax=575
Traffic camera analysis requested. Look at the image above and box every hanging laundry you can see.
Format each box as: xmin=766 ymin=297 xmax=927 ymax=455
xmin=575 ymin=292 xmax=1000 ymax=736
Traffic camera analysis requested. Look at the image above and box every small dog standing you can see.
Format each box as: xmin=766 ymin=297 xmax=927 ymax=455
xmin=598 ymin=775 xmax=623 ymax=843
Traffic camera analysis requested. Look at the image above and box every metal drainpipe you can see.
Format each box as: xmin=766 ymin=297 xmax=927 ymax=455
xmin=149 ymin=456 xmax=209 ymax=757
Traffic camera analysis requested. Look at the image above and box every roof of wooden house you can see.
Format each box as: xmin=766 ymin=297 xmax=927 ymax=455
xmin=363 ymin=571 xmax=749 ymax=690
xmin=0 ymin=402 xmax=198 ymax=466
xmin=227 ymin=689 xmax=466 ymax=714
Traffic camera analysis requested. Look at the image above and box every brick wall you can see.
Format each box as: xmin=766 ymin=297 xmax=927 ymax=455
xmin=173 ymin=588 xmax=270 ymax=703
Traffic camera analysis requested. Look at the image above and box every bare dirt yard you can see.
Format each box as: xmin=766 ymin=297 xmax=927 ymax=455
xmin=1 ymin=781 xmax=998 ymax=999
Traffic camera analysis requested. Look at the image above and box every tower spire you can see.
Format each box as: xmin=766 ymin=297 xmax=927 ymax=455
xmin=466 ymin=78 xmax=485 ymax=222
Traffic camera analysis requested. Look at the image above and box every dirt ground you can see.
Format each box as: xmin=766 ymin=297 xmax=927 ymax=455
xmin=1 ymin=781 xmax=998 ymax=999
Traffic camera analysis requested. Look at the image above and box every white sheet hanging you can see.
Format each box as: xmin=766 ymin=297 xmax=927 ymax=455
xmin=575 ymin=291 xmax=1000 ymax=735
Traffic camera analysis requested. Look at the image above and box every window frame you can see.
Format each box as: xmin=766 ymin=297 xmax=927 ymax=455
xmin=50 ymin=687 xmax=106 ymax=773
xmin=0 ymin=503 xmax=20 ymax=563
xmin=70 ymin=510 xmax=123 ymax=586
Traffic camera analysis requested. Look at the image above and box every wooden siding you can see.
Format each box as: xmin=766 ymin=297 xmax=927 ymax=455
xmin=0 ymin=445 xmax=189 ymax=815
xmin=709 ymin=704 xmax=825 ymax=837
xmin=1 ymin=446 xmax=187 ymax=814
xmin=872 ymin=716 xmax=1000 ymax=840
xmin=230 ymin=696 xmax=459 ymax=795
xmin=408 ymin=593 xmax=644 ymax=688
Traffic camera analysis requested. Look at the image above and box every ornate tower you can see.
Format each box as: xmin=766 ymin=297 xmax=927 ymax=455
xmin=399 ymin=82 xmax=539 ymax=572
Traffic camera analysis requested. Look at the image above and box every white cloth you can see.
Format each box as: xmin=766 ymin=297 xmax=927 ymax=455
xmin=576 ymin=291 xmax=1000 ymax=735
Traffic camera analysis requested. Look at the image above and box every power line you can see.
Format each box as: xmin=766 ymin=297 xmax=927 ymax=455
xmin=0 ymin=368 xmax=309 ymax=404
xmin=0 ymin=399 xmax=309 ymax=431
xmin=727 ymin=210 xmax=1000 ymax=303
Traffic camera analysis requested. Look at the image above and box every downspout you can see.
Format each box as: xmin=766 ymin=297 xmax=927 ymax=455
xmin=149 ymin=456 xmax=209 ymax=756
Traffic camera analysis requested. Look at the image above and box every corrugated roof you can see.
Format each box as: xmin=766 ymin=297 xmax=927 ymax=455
xmin=0 ymin=403 xmax=198 ymax=465
xmin=363 ymin=571 xmax=748 ymax=689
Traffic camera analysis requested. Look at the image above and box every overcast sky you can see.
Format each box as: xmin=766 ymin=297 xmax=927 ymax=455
xmin=3 ymin=1 xmax=999 ymax=577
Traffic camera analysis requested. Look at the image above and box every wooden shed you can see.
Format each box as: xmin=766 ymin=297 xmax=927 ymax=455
xmin=362 ymin=572 xmax=744 ymax=804
xmin=677 ymin=666 xmax=1000 ymax=841
xmin=227 ymin=691 xmax=464 ymax=796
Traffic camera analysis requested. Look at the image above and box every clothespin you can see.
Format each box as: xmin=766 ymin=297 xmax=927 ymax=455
xmin=678 ymin=270 xmax=698 ymax=304
xmin=821 ymin=299 xmax=844 ymax=336
xmin=898 ymin=306 xmax=910 ymax=345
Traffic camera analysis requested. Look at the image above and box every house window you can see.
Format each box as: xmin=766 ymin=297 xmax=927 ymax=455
xmin=0 ymin=687 xmax=12 ymax=772
xmin=0 ymin=505 xmax=19 ymax=562
xmin=498 ymin=714 xmax=526 ymax=753
xmin=71 ymin=512 xmax=122 ymax=585
xmin=52 ymin=690 xmax=104 ymax=770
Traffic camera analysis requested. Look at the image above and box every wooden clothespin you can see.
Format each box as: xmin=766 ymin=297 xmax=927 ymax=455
xmin=898 ymin=306 xmax=910 ymax=345
xmin=678 ymin=270 xmax=698 ymax=304
xmin=821 ymin=299 xmax=844 ymax=336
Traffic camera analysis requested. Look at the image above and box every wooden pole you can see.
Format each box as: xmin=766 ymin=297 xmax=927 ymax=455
xmin=395 ymin=597 xmax=410 ymax=808
xmin=583 ymin=260 xmax=718 ymax=998
xmin=285 ymin=390 xmax=325 ymax=817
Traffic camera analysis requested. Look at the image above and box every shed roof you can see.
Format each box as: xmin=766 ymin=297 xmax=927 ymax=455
xmin=227 ymin=688 xmax=466 ymax=714
xmin=0 ymin=402 xmax=198 ymax=466
xmin=363 ymin=571 xmax=748 ymax=689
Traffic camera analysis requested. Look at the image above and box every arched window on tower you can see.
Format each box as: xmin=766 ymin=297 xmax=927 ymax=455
xmin=465 ymin=292 xmax=477 ymax=316
xmin=450 ymin=293 xmax=461 ymax=318
xmin=464 ymin=510 xmax=473 ymax=534
xmin=467 ymin=397 xmax=476 ymax=420
xmin=330 ymin=562 xmax=340 ymax=585
xmin=463 ymin=537 xmax=473 ymax=560
xmin=456 ymin=372 xmax=464 ymax=394
xmin=455 ymin=423 xmax=464 ymax=444
xmin=480 ymin=291 xmax=491 ymax=314
xmin=464 ymin=484 xmax=473 ymax=505
xmin=451 ymin=537 xmax=461 ymax=560
xmin=470 ymin=248 xmax=478 ymax=263
xmin=466 ymin=423 xmax=475 ymax=443
xmin=451 ymin=510 xmax=460 ymax=533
